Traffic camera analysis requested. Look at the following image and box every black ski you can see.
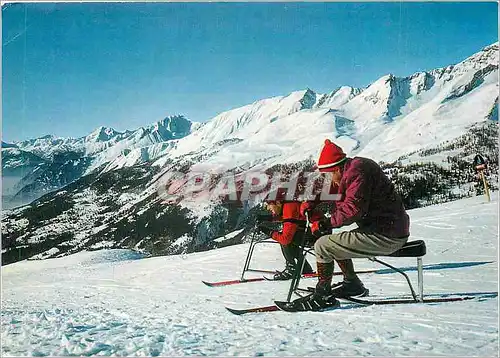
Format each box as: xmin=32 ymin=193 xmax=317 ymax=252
xmin=274 ymin=299 xmax=342 ymax=312
xmin=225 ymin=292 xmax=497 ymax=315
xmin=342 ymin=292 xmax=498 ymax=306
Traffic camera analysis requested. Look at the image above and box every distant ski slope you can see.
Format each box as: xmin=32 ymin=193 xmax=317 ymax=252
xmin=2 ymin=193 xmax=497 ymax=356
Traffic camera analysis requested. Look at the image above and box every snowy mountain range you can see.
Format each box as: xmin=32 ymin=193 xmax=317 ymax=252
xmin=2 ymin=115 xmax=197 ymax=208
xmin=2 ymin=42 xmax=498 ymax=264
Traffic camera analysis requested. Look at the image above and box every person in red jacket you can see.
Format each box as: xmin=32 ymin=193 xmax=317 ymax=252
xmin=289 ymin=139 xmax=410 ymax=311
xmin=257 ymin=190 xmax=322 ymax=280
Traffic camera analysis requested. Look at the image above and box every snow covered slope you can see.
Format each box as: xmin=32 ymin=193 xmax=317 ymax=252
xmin=1 ymin=194 xmax=498 ymax=356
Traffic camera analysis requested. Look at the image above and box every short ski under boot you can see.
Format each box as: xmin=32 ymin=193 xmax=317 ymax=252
xmin=273 ymin=264 xmax=295 ymax=280
xmin=287 ymin=281 xmax=340 ymax=312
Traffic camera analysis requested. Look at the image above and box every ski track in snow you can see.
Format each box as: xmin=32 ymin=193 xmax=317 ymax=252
xmin=2 ymin=194 xmax=498 ymax=356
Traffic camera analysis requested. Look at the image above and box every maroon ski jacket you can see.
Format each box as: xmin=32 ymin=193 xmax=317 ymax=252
xmin=330 ymin=157 xmax=410 ymax=238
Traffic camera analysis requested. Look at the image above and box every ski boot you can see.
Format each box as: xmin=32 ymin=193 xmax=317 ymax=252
xmin=287 ymin=281 xmax=340 ymax=312
xmin=331 ymin=277 xmax=369 ymax=298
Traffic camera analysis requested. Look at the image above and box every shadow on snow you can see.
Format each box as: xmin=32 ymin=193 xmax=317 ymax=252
xmin=373 ymin=261 xmax=495 ymax=275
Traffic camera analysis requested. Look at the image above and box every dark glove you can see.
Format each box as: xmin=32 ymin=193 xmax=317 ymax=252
xmin=311 ymin=219 xmax=332 ymax=238
xmin=256 ymin=213 xmax=273 ymax=223
xmin=257 ymin=224 xmax=274 ymax=237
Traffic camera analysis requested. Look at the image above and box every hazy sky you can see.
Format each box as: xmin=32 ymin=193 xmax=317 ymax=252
xmin=2 ymin=2 xmax=498 ymax=142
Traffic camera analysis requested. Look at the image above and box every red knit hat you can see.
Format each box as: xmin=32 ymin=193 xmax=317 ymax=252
xmin=317 ymin=139 xmax=347 ymax=172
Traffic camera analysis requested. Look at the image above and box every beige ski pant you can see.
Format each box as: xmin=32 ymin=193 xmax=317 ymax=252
xmin=314 ymin=229 xmax=408 ymax=263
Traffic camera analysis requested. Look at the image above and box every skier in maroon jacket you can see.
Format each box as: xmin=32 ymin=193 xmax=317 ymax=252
xmin=290 ymin=139 xmax=410 ymax=311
